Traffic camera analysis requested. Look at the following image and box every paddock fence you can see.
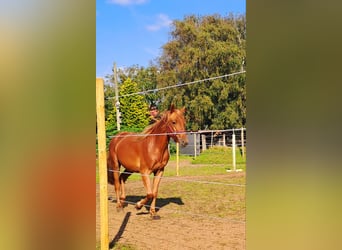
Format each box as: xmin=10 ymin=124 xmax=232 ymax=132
xmin=96 ymin=70 xmax=247 ymax=249
xmin=178 ymin=128 xmax=246 ymax=156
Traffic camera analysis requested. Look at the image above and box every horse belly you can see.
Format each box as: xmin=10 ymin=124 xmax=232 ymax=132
xmin=116 ymin=141 xmax=141 ymax=172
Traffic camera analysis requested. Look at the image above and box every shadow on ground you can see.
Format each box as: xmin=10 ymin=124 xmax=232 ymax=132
xmin=108 ymin=196 xmax=184 ymax=248
xmin=109 ymin=212 xmax=131 ymax=249
xmin=109 ymin=195 xmax=184 ymax=211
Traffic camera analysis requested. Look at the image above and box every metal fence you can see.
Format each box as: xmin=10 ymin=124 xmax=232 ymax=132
xmin=179 ymin=128 xmax=246 ymax=156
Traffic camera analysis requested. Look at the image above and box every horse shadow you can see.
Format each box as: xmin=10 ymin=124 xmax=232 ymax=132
xmin=109 ymin=211 xmax=131 ymax=249
xmin=129 ymin=195 xmax=184 ymax=211
xmin=110 ymin=195 xmax=184 ymax=213
xmin=108 ymin=196 xmax=184 ymax=248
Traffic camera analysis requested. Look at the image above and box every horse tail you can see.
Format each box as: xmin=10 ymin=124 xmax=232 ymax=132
xmin=107 ymin=135 xmax=124 ymax=185
xmin=107 ymin=139 xmax=116 ymax=185
xmin=107 ymin=153 xmax=115 ymax=185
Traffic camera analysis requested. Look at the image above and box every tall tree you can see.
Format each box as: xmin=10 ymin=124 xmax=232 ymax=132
xmin=117 ymin=65 xmax=160 ymax=107
xmin=157 ymin=14 xmax=246 ymax=130
xmin=119 ymin=78 xmax=149 ymax=129
xmin=104 ymin=82 xmax=117 ymax=134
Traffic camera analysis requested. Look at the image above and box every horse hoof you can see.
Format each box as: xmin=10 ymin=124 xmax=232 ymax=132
xmin=135 ymin=202 xmax=143 ymax=210
xmin=135 ymin=204 xmax=143 ymax=210
xmin=151 ymin=215 xmax=161 ymax=220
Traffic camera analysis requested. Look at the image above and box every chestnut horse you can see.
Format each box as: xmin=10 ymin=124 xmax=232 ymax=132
xmin=107 ymin=105 xmax=188 ymax=218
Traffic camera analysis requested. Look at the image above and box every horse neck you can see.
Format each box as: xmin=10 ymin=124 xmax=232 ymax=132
xmin=147 ymin=119 xmax=170 ymax=149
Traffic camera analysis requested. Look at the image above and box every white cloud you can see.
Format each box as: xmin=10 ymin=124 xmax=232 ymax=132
xmin=146 ymin=14 xmax=172 ymax=31
xmin=107 ymin=0 xmax=148 ymax=5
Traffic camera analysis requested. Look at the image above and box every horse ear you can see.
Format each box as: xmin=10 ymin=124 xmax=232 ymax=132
xmin=169 ymin=104 xmax=175 ymax=113
xmin=181 ymin=107 xmax=186 ymax=113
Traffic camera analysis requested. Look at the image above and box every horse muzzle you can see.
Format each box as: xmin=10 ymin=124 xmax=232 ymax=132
xmin=179 ymin=137 xmax=188 ymax=147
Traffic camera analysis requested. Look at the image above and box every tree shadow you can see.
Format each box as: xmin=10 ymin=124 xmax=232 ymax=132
xmin=109 ymin=211 xmax=131 ymax=249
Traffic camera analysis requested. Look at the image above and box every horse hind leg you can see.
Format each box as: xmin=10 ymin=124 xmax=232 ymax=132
xmin=119 ymin=169 xmax=131 ymax=207
xmin=110 ymin=153 xmax=123 ymax=211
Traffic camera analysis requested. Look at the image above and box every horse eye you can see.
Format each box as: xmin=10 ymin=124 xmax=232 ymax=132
xmin=172 ymin=121 xmax=176 ymax=125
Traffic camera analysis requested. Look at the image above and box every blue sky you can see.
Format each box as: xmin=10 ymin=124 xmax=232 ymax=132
xmin=96 ymin=0 xmax=245 ymax=77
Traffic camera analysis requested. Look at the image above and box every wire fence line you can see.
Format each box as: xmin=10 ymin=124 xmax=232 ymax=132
xmin=107 ymin=131 xmax=187 ymax=138
xmin=108 ymin=170 xmax=245 ymax=187
xmin=106 ymin=70 xmax=246 ymax=99
xmin=106 ymin=128 xmax=246 ymax=138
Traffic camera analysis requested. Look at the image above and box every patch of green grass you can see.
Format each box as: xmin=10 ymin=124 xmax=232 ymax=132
xmin=169 ymin=154 xmax=193 ymax=161
xmin=157 ymin=174 xmax=246 ymax=220
xmin=164 ymin=163 xmax=230 ymax=177
xmin=96 ymin=146 xmax=246 ymax=184
xmin=192 ymin=146 xmax=246 ymax=165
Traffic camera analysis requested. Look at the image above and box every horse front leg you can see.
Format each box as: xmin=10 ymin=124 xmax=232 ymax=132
xmin=135 ymin=172 xmax=153 ymax=211
xmin=150 ymin=169 xmax=164 ymax=219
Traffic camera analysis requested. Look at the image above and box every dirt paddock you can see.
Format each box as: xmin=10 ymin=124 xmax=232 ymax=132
xmin=96 ymin=170 xmax=245 ymax=250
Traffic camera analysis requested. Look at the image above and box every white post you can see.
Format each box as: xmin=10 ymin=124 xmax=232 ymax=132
xmin=241 ymin=128 xmax=245 ymax=158
xmin=232 ymin=130 xmax=236 ymax=171
xmin=193 ymin=133 xmax=197 ymax=158
xmin=202 ymin=134 xmax=207 ymax=151
xmin=176 ymin=142 xmax=180 ymax=176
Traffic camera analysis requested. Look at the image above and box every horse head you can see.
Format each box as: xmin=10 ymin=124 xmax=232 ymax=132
xmin=166 ymin=104 xmax=188 ymax=147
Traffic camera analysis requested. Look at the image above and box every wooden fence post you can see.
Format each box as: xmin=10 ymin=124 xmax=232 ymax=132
xmin=96 ymin=78 xmax=109 ymax=250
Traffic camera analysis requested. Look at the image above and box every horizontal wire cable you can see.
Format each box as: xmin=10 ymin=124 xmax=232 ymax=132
xmin=108 ymin=170 xmax=245 ymax=187
xmin=106 ymin=128 xmax=246 ymax=138
xmin=106 ymin=71 xmax=246 ymax=99
xmin=108 ymin=131 xmax=187 ymax=138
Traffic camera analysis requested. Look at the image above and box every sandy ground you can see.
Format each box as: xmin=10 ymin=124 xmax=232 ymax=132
xmin=96 ymin=176 xmax=245 ymax=250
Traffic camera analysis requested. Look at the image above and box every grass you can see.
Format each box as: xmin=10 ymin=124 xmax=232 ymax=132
xmin=157 ymin=179 xmax=245 ymax=219
xmin=192 ymin=146 xmax=246 ymax=165
xmin=96 ymin=146 xmax=246 ymax=183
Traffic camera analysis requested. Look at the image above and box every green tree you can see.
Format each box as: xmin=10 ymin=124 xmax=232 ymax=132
xmin=103 ymin=82 xmax=118 ymax=135
xmin=118 ymin=65 xmax=160 ymax=106
xmin=157 ymin=14 xmax=246 ymax=130
xmin=119 ymin=78 xmax=149 ymax=129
